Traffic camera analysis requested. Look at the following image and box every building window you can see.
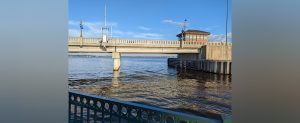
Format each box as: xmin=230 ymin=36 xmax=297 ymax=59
xmin=186 ymin=35 xmax=189 ymax=41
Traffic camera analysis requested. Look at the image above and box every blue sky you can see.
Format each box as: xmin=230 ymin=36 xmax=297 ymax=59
xmin=69 ymin=0 xmax=231 ymax=42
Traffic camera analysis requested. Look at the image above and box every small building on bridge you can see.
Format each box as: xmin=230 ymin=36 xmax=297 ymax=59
xmin=177 ymin=29 xmax=210 ymax=42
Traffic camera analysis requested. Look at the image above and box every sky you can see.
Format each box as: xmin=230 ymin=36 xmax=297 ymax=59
xmin=69 ymin=0 xmax=232 ymax=42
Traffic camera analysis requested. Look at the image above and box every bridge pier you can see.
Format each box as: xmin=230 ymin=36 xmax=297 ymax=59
xmin=220 ymin=62 xmax=224 ymax=74
xmin=214 ymin=61 xmax=218 ymax=73
xmin=112 ymin=52 xmax=121 ymax=71
xmin=112 ymin=70 xmax=120 ymax=87
xmin=168 ymin=59 xmax=232 ymax=75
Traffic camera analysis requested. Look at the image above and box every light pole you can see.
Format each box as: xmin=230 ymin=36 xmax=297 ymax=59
xmin=101 ymin=0 xmax=110 ymax=49
xmin=225 ymin=0 xmax=229 ymax=61
xmin=180 ymin=19 xmax=187 ymax=48
xmin=80 ymin=20 xmax=84 ymax=47
xmin=225 ymin=0 xmax=228 ymax=45
xmin=80 ymin=20 xmax=83 ymax=38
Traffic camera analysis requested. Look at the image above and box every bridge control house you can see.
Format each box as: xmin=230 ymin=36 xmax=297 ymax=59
xmin=177 ymin=29 xmax=210 ymax=42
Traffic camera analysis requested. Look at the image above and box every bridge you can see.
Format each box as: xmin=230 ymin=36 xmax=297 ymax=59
xmin=68 ymin=37 xmax=211 ymax=54
xmin=68 ymin=37 xmax=232 ymax=71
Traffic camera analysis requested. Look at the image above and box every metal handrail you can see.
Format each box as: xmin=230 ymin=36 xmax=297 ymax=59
xmin=69 ymin=91 xmax=228 ymax=123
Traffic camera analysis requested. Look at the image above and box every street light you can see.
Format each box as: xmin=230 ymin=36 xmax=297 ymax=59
xmin=225 ymin=0 xmax=228 ymax=45
xmin=80 ymin=20 xmax=83 ymax=38
xmin=80 ymin=20 xmax=84 ymax=47
xmin=180 ymin=19 xmax=187 ymax=48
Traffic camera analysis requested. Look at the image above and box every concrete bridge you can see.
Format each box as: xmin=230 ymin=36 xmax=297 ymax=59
xmin=68 ymin=37 xmax=209 ymax=54
xmin=68 ymin=37 xmax=232 ymax=73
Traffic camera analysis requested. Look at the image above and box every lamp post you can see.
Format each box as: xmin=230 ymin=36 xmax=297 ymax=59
xmin=80 ymin=20 xmax=83 ymax=38
xmin=101 ymin=0 xmax=110 ymax=49
xmin=80 ymin=20 xmax=84 ymax=47
xmin=180 ymin=19 xmax=187 ymax=48
xmin=225 ymin=0 xmax=229 ymax=61
xmin=225 ymin=0 xmax=228 ymax=45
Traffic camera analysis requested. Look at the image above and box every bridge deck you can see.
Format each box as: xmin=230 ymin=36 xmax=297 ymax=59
xmin=68 ymin=37 xmax=232 ymax=54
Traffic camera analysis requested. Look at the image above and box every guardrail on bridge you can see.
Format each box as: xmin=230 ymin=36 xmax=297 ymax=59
xmin=68 ymin=37 xmax=225 ymax=48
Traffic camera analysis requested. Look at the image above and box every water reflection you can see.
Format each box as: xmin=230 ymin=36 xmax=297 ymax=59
xmin=69 ymin=56 xmax=232 ymax=118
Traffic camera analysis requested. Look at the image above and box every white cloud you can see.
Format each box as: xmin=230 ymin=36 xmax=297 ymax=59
xmin=132 ymin=33 xmax=163 ymax=39
xmin=68 ymin=20 xmax=78 ymax=26
xmin=68 ymin=20 xmax=118 ymax=27
xmin=138 ymin=26 xmax=151 ymax=31
xmin=68 ymin=20 xmax=117 ymax=37
xmin=68 ymin=29 xmax=80 ymax=37
xmin=209 ymin=32 xmax=232 ymax=42
xmin=113 ymin=30 xmax=163 ymax=39
xmin=198 ymin=25 xmax=219 ymax=31
xmin=69 ymin=20 xmax=163 ymax=39
xmin=162 ymin=19 xmax=188 ymax=27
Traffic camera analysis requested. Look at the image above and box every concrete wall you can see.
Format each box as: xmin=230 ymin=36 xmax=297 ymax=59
xmin=178 ymin=43 xmax=232 ymax=61
xmin=177 ymin=53 xmax=199 ymax=61
xmin=168 ymin=59 xmax=232 ymax=75
xmin=201 ymin=44 xmax=232 ymax=61
xmin=171 ymin=43 xmax=232 ymax=75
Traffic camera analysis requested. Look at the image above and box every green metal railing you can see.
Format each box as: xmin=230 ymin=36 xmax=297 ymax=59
xmin=69 ymin=91 xmax=230 ymax=123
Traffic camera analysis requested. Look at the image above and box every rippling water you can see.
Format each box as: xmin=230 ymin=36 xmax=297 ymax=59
xmin=68 ymin=55 xmax=232 ymax=118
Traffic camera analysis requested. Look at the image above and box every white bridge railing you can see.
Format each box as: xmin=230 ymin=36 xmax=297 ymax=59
xmin=68 ymin=37 xmax=232 ymax=48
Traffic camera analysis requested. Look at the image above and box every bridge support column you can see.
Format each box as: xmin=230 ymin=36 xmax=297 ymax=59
xmin=197 ymin=61 xmax=200 ymax=70
xmin=225 ymin=62 xmax=230 ymax=74
xmin=220 ymin=62 xmax=224 ymax=74
xmin=210 ymin=61 xmax=214 ymax=73
xmin=112 ymin=70 xmax=120 ymax=87
xmin=204 ymin=61 xmax=207 ymax=72
xmin=202 ymin=61 xmax=205 ymax=71
xmin=208 ymin=61 xmax=212 ymax=72
xmin=112 ymin=52 xmax=121 ymax=71
xmin=206 ymin=61 xmax=210 ymax=72
xmin=214 ymin=61 xmax=218 ymax=73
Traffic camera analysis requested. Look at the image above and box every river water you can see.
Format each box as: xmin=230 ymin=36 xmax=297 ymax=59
xmin=68 ymin=55 xmax=232 ymax=119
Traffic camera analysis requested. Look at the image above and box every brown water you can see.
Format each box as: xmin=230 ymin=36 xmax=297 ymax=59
xmin=68 ymin=55 xmax=231 ymax=118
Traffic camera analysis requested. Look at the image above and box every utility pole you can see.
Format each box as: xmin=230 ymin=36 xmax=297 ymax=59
xmin=225 ymin=0 xmax=228 ymax=45
xmin=80 ymin=20 xmax=84 ymax=47
xmin=101 ymin=0 xmax=110 ymax=48
xmin=80 ymin=20 xmax=83 ymax=37
xmin=225 ymin=0 xmax=229 ymax=61
xmin=180 ymin=19 xmax=187 ymax=48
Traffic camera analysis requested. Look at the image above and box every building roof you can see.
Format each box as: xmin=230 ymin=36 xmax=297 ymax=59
xmin=177 ymin=29 xmax=210 ymax=37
